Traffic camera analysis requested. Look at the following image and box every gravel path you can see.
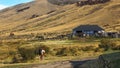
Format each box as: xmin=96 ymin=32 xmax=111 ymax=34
xmin=31 ymin=58 xmax=95 ymax=68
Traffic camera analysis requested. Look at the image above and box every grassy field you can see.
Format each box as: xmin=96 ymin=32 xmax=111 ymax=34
xmin=0 ymin=38 xmax=120 ymax=68
xmin=0 ymin=0 xmax=120 ymax=36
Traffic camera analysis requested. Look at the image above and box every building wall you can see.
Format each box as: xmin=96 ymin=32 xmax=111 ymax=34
xmin=73 ymin=30 xmax=104 ymax=37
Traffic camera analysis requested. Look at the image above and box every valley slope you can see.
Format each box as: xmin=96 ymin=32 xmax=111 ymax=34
xmin=0 ymin=0 xmax=120 ymax=36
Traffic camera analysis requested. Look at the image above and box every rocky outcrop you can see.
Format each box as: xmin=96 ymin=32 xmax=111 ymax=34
xmin=76 ymin=0 xmax=111 ymax=6
xmin=47 ymin=0 xmax=110 ymax=6
xmin=47 ymin=0 xmax=79 ymax=5
xmin=17 ymin=6 xmax=30 ymax=12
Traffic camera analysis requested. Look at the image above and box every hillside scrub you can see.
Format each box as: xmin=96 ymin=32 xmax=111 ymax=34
xmin=56 ymin=47 xmax=80 ymax=56
xmin=56 ymin=45 xmax=98 ymax=56
xmin=18 ymin=45 xmax=36 ymax=61
xmin=0 ymin=39 xmax=119 ymax=64
xmin=99 ymin=39 xmax=120 ymax=51
xmin=17 ymin=43 xmax=98 ymax=62
xmin=17 ymin=44 xmax=52 ymax=62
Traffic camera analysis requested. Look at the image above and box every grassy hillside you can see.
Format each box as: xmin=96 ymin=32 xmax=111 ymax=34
xmin=0 ymin=1 xmax=120 ymax=67
xmin=0 ymin=0 xmax=120 ymax=37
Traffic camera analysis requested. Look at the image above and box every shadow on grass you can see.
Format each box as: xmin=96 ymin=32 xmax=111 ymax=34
xmin=70 ymin=52 xmax=120 ymax=68
xmin=69 ymin=59 xmax=95 ymax=68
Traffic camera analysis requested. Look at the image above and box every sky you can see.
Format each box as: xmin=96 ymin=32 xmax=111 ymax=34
xmin=0 ymin=0 xmax=33 ymax=10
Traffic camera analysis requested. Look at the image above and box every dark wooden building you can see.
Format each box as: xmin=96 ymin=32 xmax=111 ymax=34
xmin=73 ymin=25 xmax=104 ymax=37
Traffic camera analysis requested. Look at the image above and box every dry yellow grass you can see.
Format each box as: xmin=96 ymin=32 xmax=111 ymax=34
xmin=0 ymin=0 xmax=120 ymax=36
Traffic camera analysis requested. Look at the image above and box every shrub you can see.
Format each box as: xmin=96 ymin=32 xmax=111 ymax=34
xmin=11 ymin=54 xmax=22 ymax=63
xmin=56 ymin=47 xmax=71 ymax=56
xmin=18 ymin=45 xmax=36 ymax=61
xmin=56 ymin=47 xmax=79 ymax=56
xmin=112 ymin=45 xmax=120 ymax=50
xmin=99 ymin=39 xmax=117 ymax=51
xmin=81 ymin=45 xmax=96 ymax=51
xmin=94 ymin=47 xmax=104 ymax=52
xmin=9 ymin=51 xmax=16 ymax=56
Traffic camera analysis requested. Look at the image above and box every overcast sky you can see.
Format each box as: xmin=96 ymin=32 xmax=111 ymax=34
xmin=0 ymin=0 xmax=33 ymax=10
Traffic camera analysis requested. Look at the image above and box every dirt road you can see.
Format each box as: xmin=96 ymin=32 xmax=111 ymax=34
xmin=31 ymin=58 xmax=95 ymax=68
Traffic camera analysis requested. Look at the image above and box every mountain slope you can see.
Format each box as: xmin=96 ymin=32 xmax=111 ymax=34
xmin=0 ymin=0 xmax=120 ymax=36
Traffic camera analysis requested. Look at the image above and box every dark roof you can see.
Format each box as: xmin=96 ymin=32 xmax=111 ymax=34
xmin=73 ymin=25 xmax=104 ymax=31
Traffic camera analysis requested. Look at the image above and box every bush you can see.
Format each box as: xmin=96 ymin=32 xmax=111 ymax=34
xmin=99 ymin=39 xmax=117 ymax=51
xmin=94 ymin=47 xmax=104 ymax=52
xmin=112 ymin=45 xmax=120 ymax=50
xmin=81 ymin=45 xmax=96 ymax=51
xmin=56 ymin=47 xmax=71 ymax=56
xmin=18 ymin=45 xmax=36 ymax=61
xmin=9 ymin=51 xmax=16 ymax=56
xmin=11 ymin=54 xmax=22 ymax=63
xmin=56 ymin=47 xmax=80 ymax=56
